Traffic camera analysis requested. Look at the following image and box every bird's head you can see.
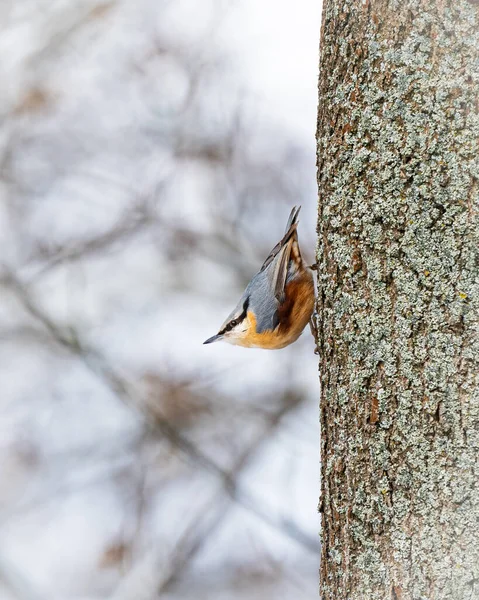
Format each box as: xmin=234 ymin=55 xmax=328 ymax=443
xmin=203 ymin=295 xmax=252 ymax=347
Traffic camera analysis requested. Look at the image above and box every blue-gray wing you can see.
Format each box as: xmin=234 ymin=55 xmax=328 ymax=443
xmin=244 ymin=269 xmax=280 ymax=333
xmin=259 ymin=206 xmax=300 ymax=273
xmin=246 ymin=206 xmax=302 ymax=332
xmin=223 ymin=207 xmax=303 ymax=334
xmin=259 ymin=205 xmax=301 ymax=304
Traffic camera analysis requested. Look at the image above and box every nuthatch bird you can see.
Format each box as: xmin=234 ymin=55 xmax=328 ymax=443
xmin=204 ymin=206 xmax=315 ymax=349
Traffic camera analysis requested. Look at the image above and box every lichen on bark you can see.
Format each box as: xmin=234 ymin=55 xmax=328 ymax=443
xmin=316 ymin=1 xmax=479 ymax=599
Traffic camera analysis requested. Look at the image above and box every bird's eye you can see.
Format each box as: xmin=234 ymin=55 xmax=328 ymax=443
xmin=229 ymin=320 xmax=237 ymax=328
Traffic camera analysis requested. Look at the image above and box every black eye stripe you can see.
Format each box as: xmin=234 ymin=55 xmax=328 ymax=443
xmin=219 ymin=296 xmax=250 ymax=335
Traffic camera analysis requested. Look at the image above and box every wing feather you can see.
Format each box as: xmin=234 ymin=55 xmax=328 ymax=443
xmin=272 ymin=240 xmax=293 ymax=303
xmin=260 ymin=206 xmax=301 ymax=273
xmin=259 ymin=206 xmax=301 ymax=303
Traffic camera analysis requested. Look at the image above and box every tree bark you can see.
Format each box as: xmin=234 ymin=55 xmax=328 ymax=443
xmin=316 ymin=1 xmax=479 ymax=599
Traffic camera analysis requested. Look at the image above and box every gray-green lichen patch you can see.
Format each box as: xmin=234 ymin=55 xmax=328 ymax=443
xmin=317 ymin=1 xmax=479 ymax=599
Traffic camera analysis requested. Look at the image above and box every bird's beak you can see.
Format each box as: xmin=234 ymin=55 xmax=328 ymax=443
xmin=203 ymin=333 xmax=223 ymax=345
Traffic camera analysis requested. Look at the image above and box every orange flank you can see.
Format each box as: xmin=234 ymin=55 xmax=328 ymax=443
xmin=236 ymin=273 xmax=315 ymax=349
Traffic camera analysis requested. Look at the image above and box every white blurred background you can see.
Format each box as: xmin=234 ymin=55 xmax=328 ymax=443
xmin=0 ymin=1 xmax=322 ymax=598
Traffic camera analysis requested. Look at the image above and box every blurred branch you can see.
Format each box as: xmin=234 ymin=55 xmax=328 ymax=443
xmin=1 ymin=267 xmax=318 ymax=555
xmin=0 ymin=551 xmax=47 ymax=600
xmin=0 ymin=1 xmax=318 ymax=597
xmin=27 ymin=2 xmax=117 ymax=72
xmin=109 ymin=375 xmax=308 ymax=597
xmin=27 ymin=204 xmax=155 ymax=281
xmin=157 ymin=387 xmax=305 ymax=595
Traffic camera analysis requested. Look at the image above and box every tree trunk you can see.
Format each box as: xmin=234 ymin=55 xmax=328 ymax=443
xmin=316 ymin=1 xmax=479 ymax=599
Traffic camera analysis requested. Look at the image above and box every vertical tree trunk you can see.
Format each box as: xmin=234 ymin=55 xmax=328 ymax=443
xmin=316 ymin=1 xmax=479 ymax=599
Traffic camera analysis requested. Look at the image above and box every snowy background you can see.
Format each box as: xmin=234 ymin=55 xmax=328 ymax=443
xmin=0 ymin=0 xmax=322 ymax=598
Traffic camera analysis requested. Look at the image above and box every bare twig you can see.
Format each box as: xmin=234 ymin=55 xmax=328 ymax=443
xmin=1 ymin=268 xmax=319 ymax=555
